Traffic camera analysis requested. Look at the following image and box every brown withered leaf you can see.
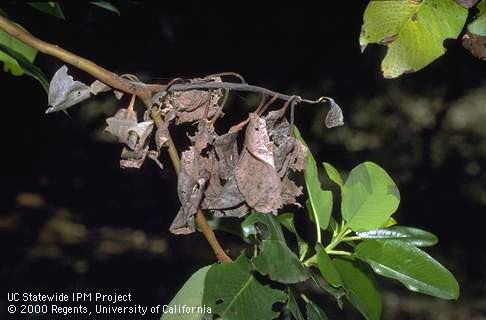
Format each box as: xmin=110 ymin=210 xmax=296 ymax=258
xmin=126 ymin=121 xmax=154 ymax=152
xmin=165 ymin=77 xmax=223 ymax=124
xmin=120 ymin=146 xmax=149 ymax=169
xmin=455 ymin=0 xmax=479 ymax=8
xmin=90 ymin=80 xmax=111 ymax=95
xmin=189 ymin=120 xmax=215 ymax=155
xmin=212 ymin=130 xmax=240 ymax=180
xmin=281 ymin=174 xmax=303 ymax=207
xmin=462 ymin=32 xmax=486 ymax=60
xmin=235 ymin=113 xmax=282 ymax=213
xmin=105 ymin=108 xmax=138 ymax=143
xmin=170 ymin=147 xmax=210 ymax=234
xmin=155 ymin=120 xmax=170 ymax=150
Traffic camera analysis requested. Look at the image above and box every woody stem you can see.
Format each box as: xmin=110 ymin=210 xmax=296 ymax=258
xmin=0 ymin=15 xmax=231 ymax=264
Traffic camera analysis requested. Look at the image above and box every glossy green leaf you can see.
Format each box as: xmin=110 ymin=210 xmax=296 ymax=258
xmin=0 ymin=24 xmax=37 ymax=76
xmin=467 ymin=0 xmax=486 ymax=35
xmin=278 ymin=213 xmax=309 ymax=259
xmin=357 ymin=226 xmax=438 ymax=247
xmin=294 ymin=127 xmax=333 ymax=230
xmin=90 ymin=1 xmax=120 ymax=15
xmin=323 ymin=162 xmax=343 ymax=189
xmin=241 ymin=212 xmax=285 ymax=242
xmin=355 ymin=240 xmax=459 ymax=300
xmin=28 ymin=2 xmax=65 ymax=19
xmin=309 ymin=270 xmax=345 ymax=308
xmin=203 ymin=253 xmax=287 ymax=320
xmin=306 ymin=299 xmax=328 ymax=320
xmin=161 ymin=266 xmax=210 ymax=320
xmin=206 ymin=216 xmax=245 ymax=241
xmin=360 ymin=0 xmax=467 ymax=78
xmin=286 ymin=288 xmax=305 ymax=320
xmin=0 ymin=44 xmax=48 ymax=92
xmin=341 ymin=162 xmax=400 ymax=232
xmin=245 ymin=213 xmax=309 ymax=283
xmin=315 ymin=244 xmax=342 ymax=287
xmin=381 ymin=217 xmax=397 ymax=228
xmin=253 ymin=239 xmax=309 ymax=283
xmin=333 ymin=257 xmax=381 ymax=320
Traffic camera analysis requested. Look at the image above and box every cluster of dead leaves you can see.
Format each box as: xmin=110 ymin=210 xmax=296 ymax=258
xmin=170 ymin=106 xmax=307 ymax=235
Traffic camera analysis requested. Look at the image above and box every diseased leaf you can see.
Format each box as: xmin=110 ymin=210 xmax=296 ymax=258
xmin=170 ymin=147 xmax=210 ymax=234
xmin=161 ymin=266 xmax=210 ymax=320
xmin=28 ymin=2 xmax=65 ymax=19
xmin=90 ymin=1 xmax=120 ymax=15
xmin=126 ymin=121 xmax=154 ymax=152
xmin=333 ymin=257 xmax=381 ymax=320
xmin=235 ymin=113 xmax=282 ymax=213
xmin=0 ymin=43 xmax=48 ymax=92
xmin=355 ymin=240 xmax=459 ymax=300
xmin=46 ymin=65 xmax=91 ymax=113
xmin=357 ymin=226 xmax=438 ymax=247
xmin=341 ymin=162 xmax=400 ymax=231
xmin=305 ymin=298 xmax=328 ymax=320
xmin=324 ymin=98 xmax=344 ymax=128
xmin=90 ymin=80 xmax=111 ymax=95
xmin=360 ymin=0 xmax=467 ymax=78
xmin=104 ymin=108 xmax=138 ymax=143
xmin=202 ymin=253 xmax=287 ymax=320
xmin=155 ymin=119 xmax=170 ymax=150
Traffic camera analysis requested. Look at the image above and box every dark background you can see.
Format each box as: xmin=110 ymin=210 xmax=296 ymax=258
xmin=0 ymin=2 xmax=485 ymax=319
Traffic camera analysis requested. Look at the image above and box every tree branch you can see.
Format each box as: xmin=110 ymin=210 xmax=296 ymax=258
xmin=0 ymin=14 xmax=232 ymax=263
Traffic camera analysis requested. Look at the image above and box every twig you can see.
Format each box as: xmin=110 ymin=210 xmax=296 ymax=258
xmin=0 ymin=14 xmax=232 ymax=264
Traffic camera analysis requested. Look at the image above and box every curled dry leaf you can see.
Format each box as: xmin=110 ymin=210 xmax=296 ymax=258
xmin=105 ymin=108 xmax=138 ymax=143
xmin=462 ymin=32 xmax=486 ymax=60
xmin=170 ymin=147 xmax=211 ymax=234
xmin=235 ymin=113 xmax=282 ymax=213
xmin=155 ymin=120 xmax=170 ymax=150
xmin=325 ymin=98 xmax=344 ymax=128
xmin=126 ymin=121 xmax=154 ymax=152
xmin=46 ymin=65 xmax=91 ymax=113
xmin=120 ymin=146 xmax=149 ymax=169
xmin=90 ymin=80 xmax=111 ymax=95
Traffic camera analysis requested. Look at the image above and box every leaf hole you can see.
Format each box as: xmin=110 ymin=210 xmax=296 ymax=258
xmin=215 ymin=298 xmax=224 ymax=305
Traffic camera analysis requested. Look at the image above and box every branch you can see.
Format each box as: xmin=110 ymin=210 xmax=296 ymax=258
xmin=0 ymin=14 xmax=232 ymax=263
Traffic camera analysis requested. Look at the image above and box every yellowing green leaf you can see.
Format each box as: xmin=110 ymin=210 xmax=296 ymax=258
xmin=360 ymin=0 xmax=467 ymax=78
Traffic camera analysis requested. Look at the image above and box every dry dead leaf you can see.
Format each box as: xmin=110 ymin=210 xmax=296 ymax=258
xmin=90 ymin=80 xmax=111 ymax=95
xmin=235 ymin=113 xmax=282 ymax=213
xmin=105 ymin=108 xmax=138 ymax=143
xmin=463 ymin=32 xmax=486 ymax=60
xmin=126 ymin=121 xmax=154 ymax=152
xmin=120 ymin=146 xmax=149 ymax=169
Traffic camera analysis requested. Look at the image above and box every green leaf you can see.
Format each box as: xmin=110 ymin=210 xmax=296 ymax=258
xmin=286 ymin=288 xmax=305 ymax=320
xmin=315 ymin=244 xmax=342 ymax=287
xmin=381 ymin=217 xmax=397 ymax=228
xmin=253 ymin=240 xmax=310 ymax=283
xmin=357 ymin=226 xmax=438 ymax=247
xmin=322 ymin=162 xmax=343 ymax=189
xmin=244 ymin=213 xmax=309 ymax=283
xmin=241 ymin=212 xmax=285 ymax=242
xmin=0 ymin=24 xmax=37 ymax=76
xmin=90 ymin=1 xmax=120 ymax=15
xmin=467 ymin=0 xmax=486 ymax=35
xmin=0 ymin=43 xmax=48 ymax=92
xmin=305 ymin=299 xmax=328 ymax=320
xmin=333 ymin=257 xmax=381 ymax=320
xmin=341 ymin=162 xmax=400 ymax=232
xmin=278 ymin=213 xmax=309 ymax=259
xmin=360 ymin=0 xmax=467 ymax=78
xmin=355 ymin=240 xmax=459 ymax=300
xmin=309 ymin=271 xmax=345 ymax=308
xmin=202 ymin=253 xmax=287 ymax=320
xmin=28 ymin=2 xmax=65 ymax=19
xmin=294 ymin=127 xmax=333 ymax=231
xmin=161 ymin=266 xmax=210 ymax=320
